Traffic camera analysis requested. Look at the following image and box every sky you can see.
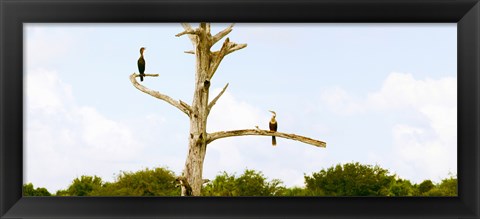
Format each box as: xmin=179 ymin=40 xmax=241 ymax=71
xmin=24 ymin=23 xmax=457 ymax=193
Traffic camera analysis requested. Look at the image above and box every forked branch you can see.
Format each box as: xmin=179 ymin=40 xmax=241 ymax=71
xmin=179 ymin=23 xmax=198 ymax=46
xmin=176 ymin=23 xmax=247 ymax=79
xmin=209 ymin=38 xmax=247 ymax=79
xmin=130 ymin=73 xmax=193 ymax=116
xmin=207 ymin=129 xmax=326 ymax=148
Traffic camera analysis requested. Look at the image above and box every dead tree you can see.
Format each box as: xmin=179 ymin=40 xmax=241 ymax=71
xmin=130 ymin=23 xmax=326 ymax=196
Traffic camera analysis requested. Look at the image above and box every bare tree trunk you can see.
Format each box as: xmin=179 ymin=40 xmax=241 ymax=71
xmin=182 ymin=24 xmax=210 ymax=196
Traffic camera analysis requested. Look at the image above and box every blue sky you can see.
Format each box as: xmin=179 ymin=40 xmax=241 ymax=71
xmin=24 ymin=23 xmax=457 ymax=193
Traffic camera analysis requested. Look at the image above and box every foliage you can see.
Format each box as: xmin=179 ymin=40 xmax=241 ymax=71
xmin=417 ymin=179 xmax=435 ymax=195
xmin=202 ymin=169 xmax=284 ymax=196
xmin=303 ymin=162 xmax=457 ymax=197
xmin=93 ymin=167 xmax=180 ymax=196
xmin=424 ymin=176 xmax=457 ymax=196
xmin=55 ymin=167 xmax=180 ymax=196
xmin=23 ymin=183 xmax=51 ymax=196
xmin=389 ymin=179 xmax=415 ymax=196
xmin=304 ymin=162 xmax=396 ymax=196
xmin=278 ymin=186 xmax=313 ymax=196
xmin=201 ymin=171 xmax=236 ymax=196
xmin=25 ymin=162 xmax=457 ymax=197
xmin=56 ymin=175 xmax=103 ymax=196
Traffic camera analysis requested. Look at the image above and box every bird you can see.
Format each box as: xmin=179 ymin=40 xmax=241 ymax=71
xmin=269 ymin=110 xmax=278 ymax=146
xmin=137 ymin=47 xmax=146 ymax=82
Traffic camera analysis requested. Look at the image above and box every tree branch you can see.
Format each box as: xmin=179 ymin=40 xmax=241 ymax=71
xmin=207 ymin=83 xmax=229 ymax=113
xmin=181 ymin=23 xmax=194 ymax=31
xmin=208 ymin=38 xmax=247 ymax=79
xmin=129 ymin=73 xmax=192 ymax=117
xmin=207 ymin=129 xmax=326 ymax=148
xmin=208 ymin=38 xmax=230 ymax=79
xmin=227 ymin=43 xmax=247 ymax=55
xmin=212 ymin=23 xmax=235 ymax=45
xmin=179 ymin=23 xmax=198 ymax=47
xmin=132 ymin=73 xmax=160 ymax=78
xmin=175 ymin=29 xmax=199 ymax=37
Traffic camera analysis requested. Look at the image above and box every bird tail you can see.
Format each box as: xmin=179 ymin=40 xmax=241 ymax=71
xmin=140 ymin=74 xmax=144 ymax=82
xmin=272 ymin=136 xmax=276 ymax=146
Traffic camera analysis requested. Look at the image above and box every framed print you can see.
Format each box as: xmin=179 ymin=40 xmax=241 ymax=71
xmin=1 ymin=0 xmax=479 ymax=218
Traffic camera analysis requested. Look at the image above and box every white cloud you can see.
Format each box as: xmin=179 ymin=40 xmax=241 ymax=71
xmin=366 ymin=72 xmax=456 ymax=111
xmin=391 ymin=123 xmax=456 ymax=182
xmin=321 ymin=73 xmax=456 ymax=115
xmin=366 ymin=73 xmax=457 ymax=181
xmin=320 ymin=72 xmax=457 ymax=182
xmin=25 ymin=68 xmax=143 ymax=192
xmin=75 ymin=106 xmax=141 ymax=160
xmin=207 ymin=88 xmax=266 ymax=132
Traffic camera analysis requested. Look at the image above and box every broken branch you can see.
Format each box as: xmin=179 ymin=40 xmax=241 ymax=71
xmin=212 ymin=23 xmax=235 ymax=45
xmin=207 ymin=129 xmax=326 ymax=148
xmin=204 ymin=23 xmax=211 ymax=36
xmin=207 ymin=83 xmax=229 ymax=114
xmin=227 ymin=43 xmax=247 ymax=55
xmin=181 ymin=23 xmax=194 ymax=31
xmin=176 ymin=29 xmax=199 ymax=37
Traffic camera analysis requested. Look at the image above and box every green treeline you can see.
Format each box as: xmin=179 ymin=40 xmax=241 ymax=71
xmin=24 ymin=162 xmax=457 ymax=197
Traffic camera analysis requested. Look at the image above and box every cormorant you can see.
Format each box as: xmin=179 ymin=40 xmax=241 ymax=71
xmin=269 ymin=110 xmax=278 ymax=146
xmin=137 ymin=47 xmax=146 ymax=81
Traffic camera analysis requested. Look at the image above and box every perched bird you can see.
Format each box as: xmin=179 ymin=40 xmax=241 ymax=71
xmin=269 ymin=110 xmax=278 ymax=146
xmin=137 ymin=47 xmax=146 ymax=81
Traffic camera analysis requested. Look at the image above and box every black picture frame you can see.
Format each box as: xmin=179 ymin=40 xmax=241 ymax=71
xmin=1 ymin=0 xmax=479 ymax=218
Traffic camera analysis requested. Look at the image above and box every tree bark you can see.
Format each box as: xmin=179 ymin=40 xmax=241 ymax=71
xmin=182 ymin=23 xmax=210 ymax=196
